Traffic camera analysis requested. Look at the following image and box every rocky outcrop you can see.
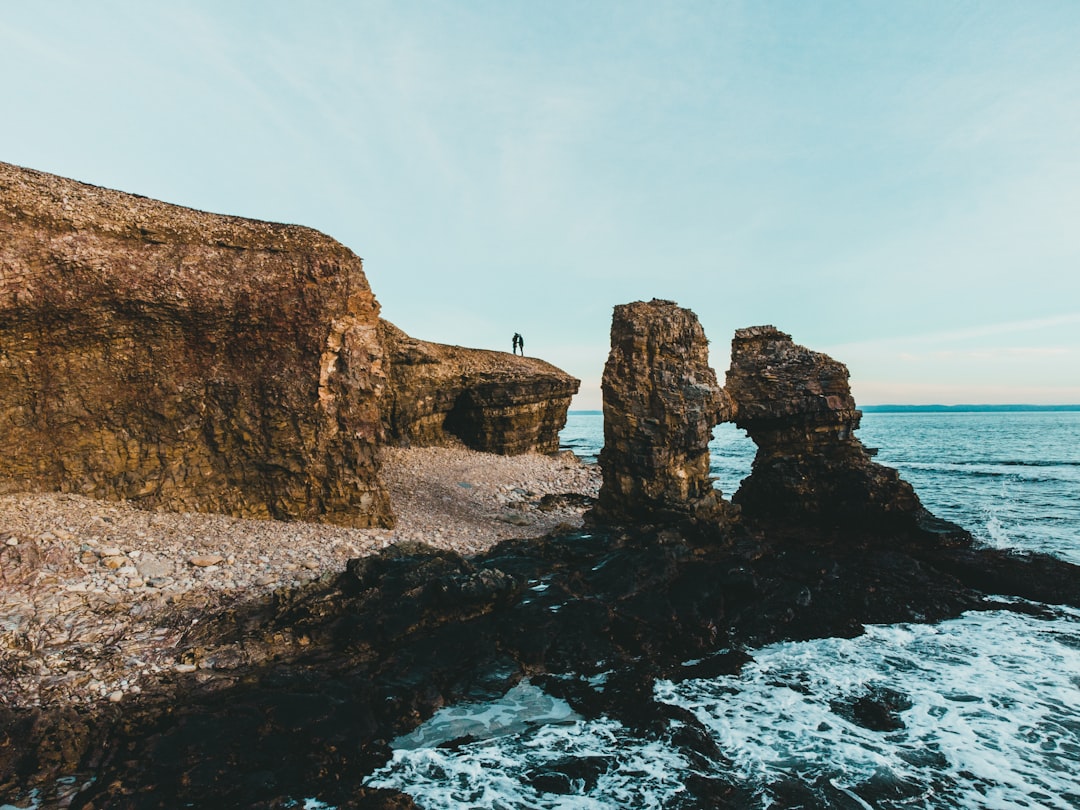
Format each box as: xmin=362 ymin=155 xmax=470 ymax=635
xmin=590 ymin=300 xmax=733 ymax=526
xmin=0 ymin=161 xmax=392 ymax=527
xmin=379 ymin=320 xmax=578 ymax=455
xmin=7 ymin=520 xmax=1080 ymax=808
xmin=725 ymin=326 xmax=936 ymax=533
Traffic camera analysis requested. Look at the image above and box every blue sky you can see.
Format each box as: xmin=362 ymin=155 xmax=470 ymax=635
xmin=3 ymin=1 xmax=1079 ymax=407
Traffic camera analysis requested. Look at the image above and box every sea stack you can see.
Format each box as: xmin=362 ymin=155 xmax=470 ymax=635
xmin=0 ymin=161 xmax=393 ymax=527
xmin=725 ymin=325 xmax=927 ymax=531
xmin=590 ymin=299 xmax=733 ymax=526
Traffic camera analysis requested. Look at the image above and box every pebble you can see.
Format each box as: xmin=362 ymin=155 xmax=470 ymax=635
xmin=188 ymin=555 xmax=225 ymax=567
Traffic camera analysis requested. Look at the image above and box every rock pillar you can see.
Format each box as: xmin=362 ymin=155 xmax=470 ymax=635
xmin=590 ymin=299 xmax=732 ymax=526
xmin=725 ymin=326 xmax=924 ymax=530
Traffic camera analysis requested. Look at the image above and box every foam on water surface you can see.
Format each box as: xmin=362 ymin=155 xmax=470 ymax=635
xmin=367 ymin=682 xmax=700 ymax=808
xmin=369 ymin=606 xmax=1080 ymax=809
xmin=659 ymin=604 xmax=1080 ymax=809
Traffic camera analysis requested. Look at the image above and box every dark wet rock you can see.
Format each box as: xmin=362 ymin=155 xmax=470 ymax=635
xmin=5 ymin=521 xmax=1080 ymax=807
xmin=830 ymin=685 xmax=913 ymax=732
xmin=589 ymin=299 xmax=735 ymax=527
xmin=537 ymin=492 xmax=596 ymax=511
xmin=526 ymin=755 xmax=613 ymax=794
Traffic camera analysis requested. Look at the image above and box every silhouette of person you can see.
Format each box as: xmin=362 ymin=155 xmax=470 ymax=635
xmin=512 ymin=333 xmax=524 ymax=356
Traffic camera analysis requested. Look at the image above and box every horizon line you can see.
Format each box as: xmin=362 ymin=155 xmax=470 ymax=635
xmin=569 ymin=404 xmax=1080 ymax=414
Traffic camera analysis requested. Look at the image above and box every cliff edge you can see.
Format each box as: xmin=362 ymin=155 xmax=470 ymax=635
xmin=379 ymin=320 xmax=578 ymax=455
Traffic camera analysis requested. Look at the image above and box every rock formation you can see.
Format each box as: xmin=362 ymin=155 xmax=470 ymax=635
xmin=590 ymin=299 xmax=732 ymax=525
xmin=379 ymin=320 xmax=578 ymax=455
xmin=725 ymin=325 xmax=932 ymax=532
xmin=0 ymin=161 xmax=392 ymax=527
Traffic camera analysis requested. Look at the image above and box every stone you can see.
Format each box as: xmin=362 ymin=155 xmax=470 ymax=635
xmin=0 ymin=161 xmax=392 ymax=528
xmin=135 ymin=554 xmax=172 ymax=580
xmin=378 ymin=320 xmax=579 ymax=455
xmin=188 ymin=555 xmax=224 ymax=567
xmin=589 ymin=300 xmax=733 ymax=526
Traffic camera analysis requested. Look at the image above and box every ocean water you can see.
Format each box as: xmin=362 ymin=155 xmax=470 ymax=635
xmin=369 ymin=411 xmax=1080 ymax=809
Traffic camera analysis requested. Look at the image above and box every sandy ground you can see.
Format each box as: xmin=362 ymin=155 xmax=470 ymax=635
xmin=0 ymin=447 xmax=600 ymax=710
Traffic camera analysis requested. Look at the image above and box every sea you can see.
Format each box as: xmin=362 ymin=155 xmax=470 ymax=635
xmin=369 ymin=410 xmax=1080 ymax=809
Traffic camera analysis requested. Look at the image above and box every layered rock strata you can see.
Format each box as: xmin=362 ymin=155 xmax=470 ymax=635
xmin=0 ymin=161 xmax=392 ymax=527
xmin=725 ymin=325 xmax=930 ymax=531
xmin=590 ymin=299 xmax=732 ymax=525
xmin=379 ymin=320 xmax=578 ymax=455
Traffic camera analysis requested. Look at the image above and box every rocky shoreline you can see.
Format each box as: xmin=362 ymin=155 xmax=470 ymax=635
xmin=0 ymin=446 xmax=599 ymax=712
xmin=5 ymin=489 xmax=1077 ymax=809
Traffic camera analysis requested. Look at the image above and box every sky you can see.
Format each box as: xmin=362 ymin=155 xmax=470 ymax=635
xmin=2 ymin=1 xmax=1079 ymax=408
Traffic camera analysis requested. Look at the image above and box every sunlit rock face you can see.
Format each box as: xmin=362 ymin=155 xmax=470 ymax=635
xmin=378 ymin=320 xmax=579 ymax=455
xmin=590 ymin=299 xmax=734 ymax=526
xmin=0 ymin=161 xmax=392 ymax=527
xmin=725 ymin=325 xmax=925 ymax=530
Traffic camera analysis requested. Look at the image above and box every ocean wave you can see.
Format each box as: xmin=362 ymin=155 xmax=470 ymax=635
xmin=368 ymin=608 xmax=1080 ymax=810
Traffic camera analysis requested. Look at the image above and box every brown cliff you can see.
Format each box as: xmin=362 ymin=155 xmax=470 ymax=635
xmin=379 ymin=320 xmax=578 ymax=455
xmin=725 ymin=325 xmax=932 ymax=532
xmin=0 ymin=161 xmax=392 ymax=527
xmin=590 ymin=299 xmax=733 ymax=525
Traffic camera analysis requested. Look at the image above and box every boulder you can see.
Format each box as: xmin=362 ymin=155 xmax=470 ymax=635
xmin=589 ymin=299 xmax=733 ymax=526
xmin=0 ymin=161 xmax=392 ymax=527
xmin=378 ymin=320 xmax=578 ymax=455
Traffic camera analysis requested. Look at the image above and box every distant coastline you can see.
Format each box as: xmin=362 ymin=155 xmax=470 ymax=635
xmin=569 ymin=405 xmax=1080 ymax=416
xmin=859 ymin=404 xmax=1080 ymax=413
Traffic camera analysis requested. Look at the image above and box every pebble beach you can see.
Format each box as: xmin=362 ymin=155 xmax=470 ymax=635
xmin=0 ymin=446 xmax=599 ymax=711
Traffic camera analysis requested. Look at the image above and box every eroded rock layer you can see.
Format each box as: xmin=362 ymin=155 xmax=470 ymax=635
xmin=591 ymin=299 xmax=732 ymax=525
xmin=0 ymin=161 xmax=392 ymax=527
xmin=379 ymin=320 xmax=578 ymax=455
xmin=725 ymin=325 xmax=929 ymax=532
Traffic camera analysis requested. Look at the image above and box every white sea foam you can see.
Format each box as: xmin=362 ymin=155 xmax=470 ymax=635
xmin=657 ymin=605 xmax=1080 ymax=809
xmin=369 ymin=607 xmax=1080 ymax=809
xmin=391 ymin=681 xmax=580 ymax=750
xmin=367 ymin=682 xmax=699 ymax=808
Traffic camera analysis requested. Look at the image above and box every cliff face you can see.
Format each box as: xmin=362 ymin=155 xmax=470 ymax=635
xmin=590 ymin=299 xmax=734 ymax=525
xmin=379 ymin=320 xmax=578 ymax=455
xmin=0 ymin=162 xmax=392 ymax=527
xmin=725 ymin=325 xmax=926 ymax=531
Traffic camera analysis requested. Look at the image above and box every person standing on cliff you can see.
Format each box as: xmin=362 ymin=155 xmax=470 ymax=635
xmin=512 ymin=333 xmax=524 ymax=356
